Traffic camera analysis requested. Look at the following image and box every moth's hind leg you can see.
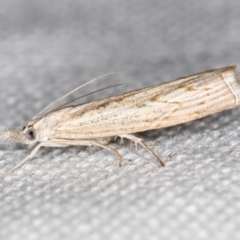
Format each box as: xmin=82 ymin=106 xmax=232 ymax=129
xmin=119 ymin=134 xmax=165 ymax=167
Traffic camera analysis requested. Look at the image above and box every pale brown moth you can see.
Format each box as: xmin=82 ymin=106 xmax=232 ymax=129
xmin=1 ymin=66 xmax=240 ymax=177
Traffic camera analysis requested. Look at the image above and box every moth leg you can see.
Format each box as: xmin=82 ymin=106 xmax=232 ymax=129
xmin=48 ymin=138 xmax=123 ymax=166
xmin=119 ymin=134 xmax=165 ymax=167
xmin=95 ymin=137 xmax=111 ymax=145
xmin=119 ymin=134 xmax=142 ymax=151
xmin=89 ymin=138 xmax=110 ymax=152
xmin=89 ymin=145 xmax=92 ymax=153
xmin=120 ymin=137 xmax=124 ymax=145
xmin=94 ymin=141 xmax=123 ymax=166
xmin=1 ymin=142 xmax=43 ymax=178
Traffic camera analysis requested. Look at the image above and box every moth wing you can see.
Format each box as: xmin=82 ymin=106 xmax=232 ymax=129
xmin=34 ymin=66 xmax=239 ymax=139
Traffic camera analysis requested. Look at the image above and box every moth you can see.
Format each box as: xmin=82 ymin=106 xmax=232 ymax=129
xmin=1 ymin=66 xmax=240 ymax=177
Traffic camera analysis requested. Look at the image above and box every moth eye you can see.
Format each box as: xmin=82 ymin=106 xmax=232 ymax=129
xmin=25 ymin=128 xmax=36 ymax=141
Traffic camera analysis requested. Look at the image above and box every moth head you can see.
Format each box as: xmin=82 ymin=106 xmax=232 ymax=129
xmin=23 ymin=125 xmax=37 ymax=141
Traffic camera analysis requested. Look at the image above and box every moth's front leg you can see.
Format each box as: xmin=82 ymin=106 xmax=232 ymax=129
xmin=1 ymin=142 xmax=43 ymax=178
xmin=118 ymin=134 xmax=165 ymax=167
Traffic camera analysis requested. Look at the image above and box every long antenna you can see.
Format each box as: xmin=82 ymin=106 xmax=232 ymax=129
xmin=41 ymin=84 xmax=123 ymax=118
xmin=33 ymin=71 xmax=117 ymax=119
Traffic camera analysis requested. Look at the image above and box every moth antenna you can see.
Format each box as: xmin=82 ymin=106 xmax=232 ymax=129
xmin=0 ymin=129 xmax=29 ymax=145
xmin=45 ymin=83 xmax=123 ymax=114
xmin=33 ymin=71 xmax=118 ymax=119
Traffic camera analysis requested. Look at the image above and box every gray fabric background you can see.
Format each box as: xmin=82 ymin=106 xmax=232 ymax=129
xmin=1 ymin=1 xmax=240 ymax=239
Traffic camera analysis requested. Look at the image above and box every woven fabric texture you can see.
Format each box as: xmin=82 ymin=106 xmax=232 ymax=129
xmin=1 ymin=1 xmax=240 ymax=239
